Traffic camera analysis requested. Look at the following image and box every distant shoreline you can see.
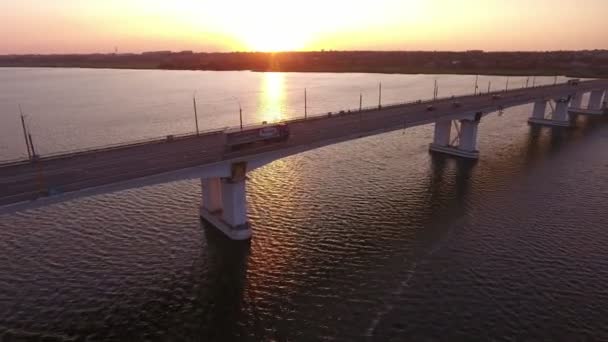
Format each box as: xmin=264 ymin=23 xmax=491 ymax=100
xmin=1 ymin=50 xmax=607 ymax=78
xmin=0 ymin=65 xmax=596 ymax=79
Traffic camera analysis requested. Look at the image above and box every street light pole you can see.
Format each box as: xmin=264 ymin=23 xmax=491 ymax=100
xmin=304 ymin=88 xmax=307 ymax=119
xmin=19 ymin=105 xmax=32 ymax=160
xmin=28 ymin=133 xmax=37 ymax=159
xmin=378 ymin=82 xmax=382 ymax=108
xmin=192 ymin=95 xmax=200 ymax=136
xmin=239 ymin=102 xmax=243 ymax=131
xmin=359 ymin=93 xmax=363 ymax=111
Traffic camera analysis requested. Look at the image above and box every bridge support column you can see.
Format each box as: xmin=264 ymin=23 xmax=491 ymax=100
xmin=199 ymin=162 xmax=252 ymax=240
xmin=553 ymin=100 xmax=570 ymax=122
xmin=429 ymin=114 xmax=480 ymax=159
xmin=220 ymin=178 xmax=249 ymax=232
xmin=201 ymin=178 xmax=222 ymax=212
xmin=458 ymin=119 xmax=479 ymax=152
xmin=569 ymin=92 xmax=584 ymax=109
xmin=588 ymin=89 xmax=605 ymax=110
xmin=569 ymin=89 xmax=607 ymax=116
xmin=531 ymin=100 xmax=547 ymax=120
xmin=432 ymin=120 xmax=451 ymax=146
xmin=529 ymin=99 xmax=572 ymax=127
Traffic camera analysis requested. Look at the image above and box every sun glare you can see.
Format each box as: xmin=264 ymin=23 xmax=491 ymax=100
xmin=225 ymin=1 xmax=312 ymax=51
xmin=131 ymin=0 xmax=430 ymax=52
xmin=242 ymin=27 xmax=308 ymax=52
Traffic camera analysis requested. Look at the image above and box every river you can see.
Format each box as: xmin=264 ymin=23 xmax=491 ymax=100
xmin=1 ymin=68 xmax=607 ymax=341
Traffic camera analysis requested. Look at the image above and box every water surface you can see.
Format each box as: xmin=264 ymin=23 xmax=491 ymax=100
xmin=1 ymin=69 xmax=607 ymax=341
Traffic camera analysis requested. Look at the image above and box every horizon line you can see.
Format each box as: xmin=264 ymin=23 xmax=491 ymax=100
xmin=3 ymin=49 xmax=608 ymax=56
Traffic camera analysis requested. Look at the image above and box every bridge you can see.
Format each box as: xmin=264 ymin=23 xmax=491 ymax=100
xmin=1 ymin=80 xmax=607 ymax=239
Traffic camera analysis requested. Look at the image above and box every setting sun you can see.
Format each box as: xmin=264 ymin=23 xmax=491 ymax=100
xmin=238 ymin=21 xmax=310 ymax=52
xmin=216 ymin=0 xmax=314 ymax=51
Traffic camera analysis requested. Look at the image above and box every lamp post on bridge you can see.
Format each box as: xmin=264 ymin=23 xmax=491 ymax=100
xmin=359 ymin=93 xmax=363 ymax=112
xmin=239 ymin=102 xmax=243 ymax=131
xmin=359 ymin=93 xmax=364 ymax=133
xmin=19 ymin=105 xmax=32 ymax=160
xmin=192 ymin=94 xmax=200 ymax=136
xmin=378 ymin=82 xmax=382 ymax=109
xmin=474 ymin=75 xmax=479 ymax=95
xmin=304 ymin=88 xmax=307 ymax=119
xmin=232 ymin=97 xmax=243 ymax=131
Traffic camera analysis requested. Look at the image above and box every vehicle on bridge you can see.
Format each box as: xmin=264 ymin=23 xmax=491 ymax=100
xmin=226 ymin=123 xmax=290 ymax=150
xmin=567 ymin=79 xmax=580 ymax=86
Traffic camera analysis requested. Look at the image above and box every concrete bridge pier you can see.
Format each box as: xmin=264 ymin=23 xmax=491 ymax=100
xmin=200 ymin=162 xmax=251 ymax=240
xmin=432 ymin=120 xmax=451 ymax=146
xmin=588 ymin=89 xmax=605 ymax=110
xmin=569 ymin=89 xmax=607 ymax=116
xmin=530 ymin=99 xmax=547 ymax=120
xmin=529 ymin=98 xmax=571 ymax=127
xmin=459 ymin=119 xmax=479 ymax=152
xmin=429 ymin=113 xmax=481 ymax=159
xmin=569 ymin=92 xmax=584 ymax=109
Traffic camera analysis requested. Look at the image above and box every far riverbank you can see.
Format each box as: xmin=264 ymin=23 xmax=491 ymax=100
xmin=2 ymin=50 xmax=607 ymax=78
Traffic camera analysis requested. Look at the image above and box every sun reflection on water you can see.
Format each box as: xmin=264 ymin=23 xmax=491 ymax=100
xmin=259 ymin=72 xmax=286 ymax=123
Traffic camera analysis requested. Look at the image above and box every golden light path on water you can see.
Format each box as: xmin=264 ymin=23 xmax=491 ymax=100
xmin=258 ymin=72 xmax=286 ymax=123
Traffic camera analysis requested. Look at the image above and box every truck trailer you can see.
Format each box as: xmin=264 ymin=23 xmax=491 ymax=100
xmin=226 ymin=123 xmax=290 ymax=150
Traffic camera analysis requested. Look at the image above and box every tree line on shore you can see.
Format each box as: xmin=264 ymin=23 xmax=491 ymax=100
xmin=2 ymin=50 xmax=607 ymax=77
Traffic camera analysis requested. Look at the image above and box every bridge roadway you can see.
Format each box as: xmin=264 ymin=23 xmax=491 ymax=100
xmin=1 ymin=80 xmax=607 ymax=208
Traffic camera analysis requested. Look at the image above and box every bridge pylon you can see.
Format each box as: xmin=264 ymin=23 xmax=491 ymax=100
xmin=200 ymin=162 xmax=251 ymax=240
xmin=528 ymin=98 xmax=572 ymax=127
xmin=570 ymin=91 xmax=584 ymax=109
xmin=429 ymin=112 xmax=482 ymax=159
xmin=569 ymin=89 xmax=608 ymax=116
xmin=588 ymin=89 xmax=606 ymax=111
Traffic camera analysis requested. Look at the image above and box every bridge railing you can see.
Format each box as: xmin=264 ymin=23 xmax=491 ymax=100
xmin=0 ymin=80 xmax=597 ymax=167
xmin=0 ymin=127 xmax=225 ymax=167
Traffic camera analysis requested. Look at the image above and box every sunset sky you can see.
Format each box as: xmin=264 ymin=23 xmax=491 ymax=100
xmin=2 ymin=0 xmax=607 ymax=54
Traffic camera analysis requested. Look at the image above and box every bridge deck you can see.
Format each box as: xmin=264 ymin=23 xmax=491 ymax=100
xmin=1 ymin=80 xmax=607 ymax=207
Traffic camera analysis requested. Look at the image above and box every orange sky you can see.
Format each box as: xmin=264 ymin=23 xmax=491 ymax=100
xmin=1 ymin=0 xmax=607 ymax=54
